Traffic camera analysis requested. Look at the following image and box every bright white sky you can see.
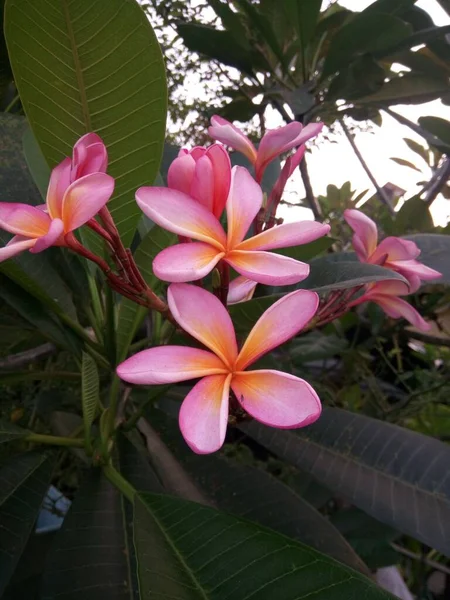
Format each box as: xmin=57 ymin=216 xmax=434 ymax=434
xmin=278 ymin=0 xmax=450 ymax=225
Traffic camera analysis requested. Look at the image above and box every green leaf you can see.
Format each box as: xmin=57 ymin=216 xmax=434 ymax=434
xmin=81 ymin=352 xmax=99 ymax=449
xmin=0 ymin=452 xmax=54 ymax=595
xmin=404 ymin=233 xmax=450 ymax=284
xmin=357 ymin=73 xmax=450 ymax=106
xmin=419 ymin=116 xmax=450 ymax=151
xmin=219 ymin=97 xmax=258 ymax=123
xmin=241 ymin=408 xmax=450 ymax=556
xmin=22 ymin=126 xmax=51 ymax=199
xmin=394 ymin=196 xmax=434 ymax=234
xmin=404 ymin=137 xmax=429 ymax=164
xmin=322 ymin=13 xmax=412 ymax=77
xmin=116 ymin=226 xmax=176 ymax=362
xmin=0 ymin=419 xmax=29 ymax=444
xmin=390 ymin=156 xmax=421 ymax=171
xmin=5 ymin=0 xmax=167 ymax=246
xmin=284 ymin=0 xmax=322 ymax=52
xmin=289 ymin=331 xmax=348 ymax=364
xmin=276 ymin=237 xmax=334 ymax=262
xmin=134 ymin=493 xmax=396 ymax=599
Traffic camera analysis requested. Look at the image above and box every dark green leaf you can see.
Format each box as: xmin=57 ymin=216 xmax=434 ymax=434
xmin=276 ymin=236 xmax=334 ymax=262
xmin=22 ymin=126 xmax=51 ymax=200
xmin=134 ymin=492 xmax=396 ymax=599
xmin=0 ymin=452 xmax=54 ymax=595
xmin=219 ymin=97 xmax=258 ymax=123
xmin=404 ymin=233 xmax=450 ymax=284
xmin=419 ymin=116 xmax=450 ymax=151
xmin=81 ymin=352 xmax=99 ymax=449
xmin=322 ymin=14 xmax=412 ymax=77
xmin=394 ymin=196 xmax=434 ymax=234
xmin=289 ymin=331 xmax=348 ymax=364
xmin=390 ymin=157 xmax=421 ymax=171
xmin=0 ymin=420 xmax=29 ymax=444
xmin=284 ymin=0 xmax=322 ymax=51
xmin=357 ymin=73 xmax=450 ymax=106
xmin=374 ymin=24 xmax=450 ymax=59
xmin=404 ymin=137 xmax=429 ymax=163
xmin=116 ymin=226 xmax=176 ymax=362
xmin=5 ymin=0 xmax=167 ymax=246
xmin=326 ymin=55 xmax=385 ymax=101
xmin=208 ymin=0 xmax=248 ymax=41
xmin=241 ymin=408 xmax=450 ymax=556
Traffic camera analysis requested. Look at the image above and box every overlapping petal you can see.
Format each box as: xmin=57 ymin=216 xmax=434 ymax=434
xmin=116 ymin=346 xmax=227 ymax=385
xmin=390 ymin=259 xmax=442 ymax=282
xmin=72 ymin=132 xmax=108 ymax=178
xmin=190 ymin=154 xmax=215 ymax=213
xmin=61 ymin=173 xmax=115 ymax=232
xmin=46 ymin=157 xmax=71 ymax=220
xmin=179 ymin=374 xmax=231 ymax=454
xmin=227 ymin=276 xmax=257 ymax=305
xmin=370 ymin=294 xmax=430 ymax=331
xmin=371 ymin=237 xmax=420 ymax=264
xmin=208 ymin=115 xmax=257 ymax=164
xmin=226 ymin=166 xmax=263 ymax=248
xmin=344 ymin=209 xmax=378 ymax=259
xmin=226 ymin=250 xmax=309 ymax=286
xmin=0 ymin=203 xmax=51 ymax=237
xmin=236 ymin=289 xmax=319 ymax=370
xmin=167 ymin=152 xmax=196 ymax=196
xmin=0 ymin=236 xmax=36 ymax=262
xmin=207 ymin=144 xmax=232 ymax=218
xmin=153 ymin=243 xmax=224 ymax=282
xmin=236 ymin=221 xmax=330 ymax=251
xmin=168 ymin=283 xmax=238 ymax=368
xmin=30 ymin=218 xmax=64 ymax=253
xmin=231 ymin=370 xmax=321 ymax=428
xmin=136 ymin=187 xmax=227 ymax=249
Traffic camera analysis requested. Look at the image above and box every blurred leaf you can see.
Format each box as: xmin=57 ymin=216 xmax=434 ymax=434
xmin=284 ymin=0 xmax=322 ymax=52
xmin=116 ymin=226 xmax=176 ymax=362
xmin=404 ymin=233 xmax=450 ymax=284
xmin=357 ymin=74 xmax=450 ymax=106
xmin=241 ymin=408 xmax=450 ymax=556
xmin=327 ymin=55 xmax=385 ymax=101
xmin=176 ymin=22 xmax=266 ymax=74
xmin=208 ymin=0 xmax=248 ymax=40
xmin=374 ymin=24 xmax=450 ymax=58
xmin=419 ymin=116 xmax=450 ymax=151
xmin=219 ymin=97 xmax=258 ymax=122
xmin=0 ymin=452 xmax=54 ymax=596
xmin=276 ymin=237 xmax=334 ymax=262
xmin=394 ymin=196 xmax=434 ymax=234
xmin=5 ymin=0 xmax=167 ymax=247
xmin=0 ymin=420 xmax=29 ymax=444
xmin=22 ymin=126 xmax=51 ymax=199
xmin=289 ymin=331 xmax=348 ymax=364
xmin=81 ymin=352 xmax=99 ymax=450
xmin=390 ymin=157 xmax=421 ymax=171
xmin=322 ymin=14 xmax=412 ymax=77
xmin=404 ymin=137 xmax=429 ymax=164
xmin=135 ymin=492 xmax=396 ymax=599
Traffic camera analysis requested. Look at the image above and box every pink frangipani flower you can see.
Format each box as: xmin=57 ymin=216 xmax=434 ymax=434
xmin=350 ymin=280 xmax=430 ymax=331
xmin=71 ymin=132 xmax=108 ymax=180
xmin=117 ymin=283 xmax=321 ymax=454
xmin=344 ymin=208 xmax=441 ymax=288
xmin=227 ymin=276 xmax=257 ymax=305
xmin=208 ymin=115 xmax=323 ymax=182
xmin=136 ymin=166 xmax=330 ymax=285
xmin=0 ymin=134 xmax=114 ymax=262
xmin=168 ymin=144 xmax=231 ymax=219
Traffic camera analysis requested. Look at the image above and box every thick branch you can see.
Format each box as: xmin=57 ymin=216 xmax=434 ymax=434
xmin=299 ymin=156 xmax=323 ymax=221
xmin=0 ymin=343 xmax=55 ymax=369
xmin=424 ymin=158 xmax=450 ymax=206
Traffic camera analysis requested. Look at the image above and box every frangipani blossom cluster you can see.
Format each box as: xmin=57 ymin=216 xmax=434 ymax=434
xmin=0 ymin=117 xmax=441 ymax=454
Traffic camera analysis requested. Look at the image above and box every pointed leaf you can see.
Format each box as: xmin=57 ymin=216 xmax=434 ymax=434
xmin=5 ymin=0 xmax=167 ymax=246
xmin=357 ymin=74 xmax=450 ymax=106
xmin=241 ymin=408 xmax=450 ymax=557
xmin=81 ymin=352 xmax=99 ymax=450
xmin=403 ymin=233 xmax=450 ymax=284
xmin=390 ymin=157 xmax=421 ymax=171
xmin=22 ymin=126 xmax=51 ymax=199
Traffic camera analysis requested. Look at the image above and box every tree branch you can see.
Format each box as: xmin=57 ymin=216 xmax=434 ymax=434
xmin=424 ymin=157 xmax=450 ymax=206
xmin=299 ymin=156 xmax=323 ymax=220
xmin=0 ymin=343 xmax=55 ymax=369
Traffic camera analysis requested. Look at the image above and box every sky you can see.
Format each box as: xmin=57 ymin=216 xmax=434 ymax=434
xmin=277 ymin=0 xmax=450 ymax=225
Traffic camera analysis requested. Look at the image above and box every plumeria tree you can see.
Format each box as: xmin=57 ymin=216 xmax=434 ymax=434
xmin=0 ymin=1 xmax=449 ymax=599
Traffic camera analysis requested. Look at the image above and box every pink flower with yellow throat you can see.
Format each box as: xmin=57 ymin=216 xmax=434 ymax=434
xmin=136 ymin=166 xmax=330 ymax=286
xmin=117 ymin=283 xmax=321 ymax=454
xmin=0 ymin=133 xmax=114 ymax=262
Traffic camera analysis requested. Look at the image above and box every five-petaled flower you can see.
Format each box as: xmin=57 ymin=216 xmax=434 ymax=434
xmin=0 ymin=133 xmax=114 ymax=262
xmin=344 ymin=208 xmax=441 ymax=289
xmin=168 ymin=144 xmax=231 ymax=219
xmin=117 ymin=283 xmax=321 ymax=454
xmin=136 ymin=166 xmax=330 ymax=285
xmin=208 ymin=115 xmax=323 ymax=183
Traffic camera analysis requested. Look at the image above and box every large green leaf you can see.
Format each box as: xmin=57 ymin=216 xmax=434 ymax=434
xmin=5 ymin=0 xmax=167 ymax=246
xmin=241 ymin=408 xmax=450 ymax=556
xmin=134 ymin=493 xmax=395 ymax=599
xmin=289 ymin=331 xmax=348 ymax=364
xmin=284 ymin=0 xmax=322 ymax=52
xmin=0 ymin=420 xmax=29 ymax=444
xmin=419 ymin=116 xmax=450 ymax=151
xmin=404 ymin=233 xmax=450 ymax=284
xmin=22 ymin=126 xmax=51 ymax=199
xmin=81 ymin=352 xmax=99 ymax=449
xmin=116 ymin=226 xmax=176 ymax=362
xmin=0 ymin=452 xmax=54 ymax=595
xmin=357 ymin=73 xmax=450 ymax=106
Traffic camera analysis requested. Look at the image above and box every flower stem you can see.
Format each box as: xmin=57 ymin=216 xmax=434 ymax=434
xmin=103 ymin=463 xmax=135 ymax=502
xmin=25 ymin=433 xmax=85 ymax=447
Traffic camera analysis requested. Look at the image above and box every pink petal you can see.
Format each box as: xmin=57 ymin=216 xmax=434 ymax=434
xmin=371 ymin=295 xmax=431 ymax=332
xmin=168 ymin=283 xmax=238 ymax=368
xmin=390 ymin=259 xmax=441 ymax=282
xmin=255 ymin=122 xmax=323 ymax=181
xmin=267 ymin=147 xmax=306 ymax=210
xmin=343 ymin=209 xmax=378 ymax=259
xmin=136 ymin=187 xmax=226 ymax=250
xmin=167 ymin=153 xmax=196 ymax=196
xmin=61 ymin=173 xmax=115 ymax=232
xmin=226 ymin=250 xmax=309 ymax=285
xmin=208 ymin=115 xmax=257 ymax=164
xmin=153 ymin=242 xmax=224 ymax=282
xmin=236 ymin=221 xmax=330 ymax=252
xmin=0 ymin=202 xmax=51 ymax=237
xmin=179 ymin=374 xmax=231 ymax=454
xmin=366 ymin=280 xmax=410 ymax=297
xmin=227 ymin=276 xmax=257 ymax=305
xmin=236 ymin=289 xmax=319 ymax=370
xmin=30 ymin=218 xmax=64 ymax=253
xmin=72 ymin=133 xmax=108 ymax=178
xmin=0 ymin=236 xmax=36 ymax=262
xmin=46 ymin=157 xmax=72 ymax=220
xmin=116 ymin=346 xmax=227 ymax=384
xmin=231 ymin=370 xmax=321 ymax=428
xmin=207 ymin=144 xmax=231 ymax=219
xmin=190 ymin=155 xmax=215 ymax=213
xmin=371 ymin=237 xmax=420 ymax=263
xmin=226 ymin=166 xmax=263 ymax=248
